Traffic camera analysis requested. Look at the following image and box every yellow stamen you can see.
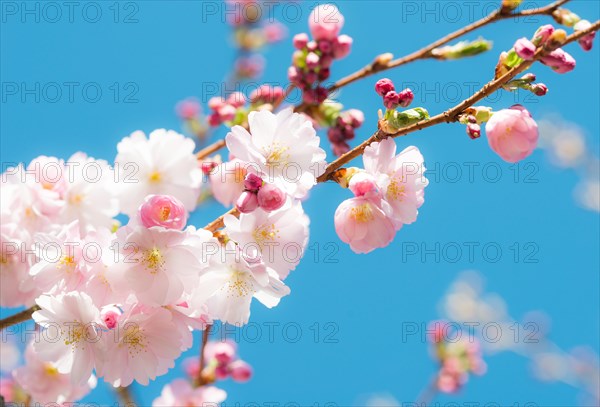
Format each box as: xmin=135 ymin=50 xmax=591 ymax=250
xmin=350 ymin=203 xmax=374 ymax=223
xmin=149 ymin=171 xmax=161 ymax=183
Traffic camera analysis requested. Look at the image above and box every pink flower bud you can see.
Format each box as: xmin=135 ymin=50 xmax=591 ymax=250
xmin=207 ymin=341 xmax=237 ymax=364
xmin=244 ymin=173 xmax=263 ymax=192
xmin=485 ymin=105 xmax=538 ymax=163
xmin=521 ymin=73 xmax=536 ymax=83
xmin=345 ymin=109 xmax=364 ymax=127
xmin=293 ymin=33 xmax=309 ymax=49
xmin=288 ymin=66 xmax=301 ymax=84
xmin=375 ymin=78 xmax=395 ymax=96
xmin=208 ymin=96 xmax=225 ymax=110
xmin=318 ymin=39 xmax=333 ymax=54
xmin=175 ymin=98 xmax=200 ymax=120
xmin=229 ymin=360 xmax=253 ymax=382
xmin=574 ymin=20 xmax=596 ymax=51
xmin=533 ymin=24 xmax=554 ymax=45
xmin=208 ymin=113 xmax=222 ymax=127
xmin=257 ymin=183 xmax=286 ymax=212
xmin=306 ymin=52 xmax=320 ymax=68
xmin=540 ymin=48 xmax=576 ymax=73
xmin=101 ymin=307 xmax=121 ymax=330
xmin=306 ymin=41 xmax=318 ymax=52
xmin=332 ymin=34 xmax=353 ymax=59
xmin=398 ymin=88 xmax=414 ymax=108
xmin=309 ymin=4 xmax=344 ymax=41
xmin=201 ymin=161 xmax=218 ymax=175
xmin=227 ymin=92 xmax=246 ymax=108
xmin=348 ymin=172 xmax=378 ymax=197
xmin=328 ymin=127 xmax=344 ymax=143
xmin=218 ymin=104 xmax=237 ymax=122
xmin=318 ymin=67 xmax=331 ymax=81
xmin=383 ymin=91 xmax=400 ymax=109
xmin=332 ymin=142 xmax=350 ymax=157
xmin=215 ymin=364 xmax=230 ymax=380
xmin=514 ymin=37 xmax=536 ymax=60
xmin=531 ymin=83 xmax=548 ymax=96
xmin=466 ymin=123 xmax=481 ymax=139
xmin=236 ymin=191 xmax=259 ymax=213
xmin=139 ymin=195 xmax=188 ymax=230
xmin=320 ymin=54 xmax=333 ymax=68
xmin=264 ymin=21 xmax=286 ymax=43
xmin=315 ymin=86 xmax=328 ymax=103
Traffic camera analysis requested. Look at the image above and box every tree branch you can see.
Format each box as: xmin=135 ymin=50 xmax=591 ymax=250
xmin=0 ymin=306 xmax=39 ymax=331
xmin=115 ymin=386 xmax=136 ymax=407
xmin=329 ymin=0 xmax=571 ymax=91
xmin=196 ymin=324 xmax=213 ymax=386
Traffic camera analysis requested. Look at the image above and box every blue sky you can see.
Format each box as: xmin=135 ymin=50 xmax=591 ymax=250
xmin=1 ymin=1 xmax=599 ymax=406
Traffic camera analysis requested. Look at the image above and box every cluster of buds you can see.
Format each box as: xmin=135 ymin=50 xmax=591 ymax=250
xmin=236 ymin=173 xmax=286 ymax=213
xmin=375 ymin=78 xmax=414 ymax=110
xmin=288 ymin=4 xmax=352 ymax=105
xmin=551 ymin=7 xmax=597 ymax=51
xmin=498 ymin=25 xmax=576 ymax=78
xmin=175 ymin=98 xmax=209 ymax=140
xmin=185 ymin=340 xmax=253 ymax=386
xmin=504 ymin=72 xmax=548 ymax=97
xmin=427 ymin=320 xmax=487 ymax=394
xmin=206 ymin=85 xmax=285 ymax=128
xmin=458 ymin=106 xmax=492 ymax=140
xmin=225 ymin=0 xmax=286 ymax=79
xmin=327 ymin=109 xmax=365 ymax=156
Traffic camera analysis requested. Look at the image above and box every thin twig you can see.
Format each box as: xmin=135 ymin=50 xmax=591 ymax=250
xmin=415 ymin=374 xmax=440 ymax=406
xmin=204 ymin=207 xmax=239 ymax=233
xmin=193 ymin=0 xmax=569 ymax=161
xmin=197 ymin=324 xmax=213 ymax=386
xmin=329 ymin=0 xmax=570 ymax=91
xmin=0 ymin=305 xmax=39 ymax=331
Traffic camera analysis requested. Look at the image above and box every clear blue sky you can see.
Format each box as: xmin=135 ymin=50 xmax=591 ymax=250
xmin=1 ymin=1 xmax=599 ymax=405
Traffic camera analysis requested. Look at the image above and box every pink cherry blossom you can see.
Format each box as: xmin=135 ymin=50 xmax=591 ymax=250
xmin=13 ymin=343 xmax=96 ymax=404
xmin=190 ymin=243 xmax=290 ymax=325
xmin=115 ymin=129 xmax=202 ymax=216
xmin=226 ymin=108 xmax=326 ymax=199
xmin=209 ymin=159 xmax=249 ymax=207
xmin=363 ymin=139 xmax=428 ymax=227
xmin=0 ymin=223 xmax=37 ymax=307
xmin=485 ymin=105 xmax=539 ymax=163
xmin=32 ymin=292 xmax=102 ymax=385
xmin=224 ymin=202 xmax=309 ymax=279
xmin=152 ymin=379 xmax=226 ymax=406
xmin=97 ymin=306 xmax=184 ymax=387
xmin=309 ymin=4 xmax=344 ymax=41
xmin=138 ymin=195 xmax=188 ymax=230
xmin=334 ymin=195 xmax=396 ymax=254
xmin=112 ymin=224 xmax=215 ymax=306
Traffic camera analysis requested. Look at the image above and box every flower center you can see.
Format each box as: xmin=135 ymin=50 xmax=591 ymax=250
xmin=160 ymin=206 xmax=171 ymax=221
xmin=58 ymin=256 xmax=76 ymax=273
xmin=121 ymin=325 xmax=147 ymax=357
xmin=252 ymin=223 xmax=279 ymax=249
xmin=43 ymin=363 xmax=59 ymax=377
xmin=225 ymin=270 xmax=253 ymax=298
xmin=387 ymin=178 xmax=406 ymax=202
xmin=141 ymin=248 xmax=164 ymax=274
xmin=63 ymin=322 xmax=87 ymax=350
xmin=350 ymin=203 xmax=374 ymax=223
xmin=69 ymin=194 xmax=84 ymax=205
xmin=149 ymin=171 xmax=162 ymax=183
xmin=264 ymin=143 xmax=290 ymax=168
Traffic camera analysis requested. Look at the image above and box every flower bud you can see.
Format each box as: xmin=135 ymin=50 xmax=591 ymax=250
xmin=332 ymin=34 xmax=353 ymax=59
xmin=348 ymin=172 xmax=378 ymax=197
xmin=306 ymin=52 xmax=320 ymax=68
xmin=218 ymin=104 xmax=236 ymax=122
xmin=533 ymin=25 xmax=555 ymax=46
xmin=229 ymin=360 xmax=253 ymax=382
xmin=139 ymin=195 xmax=188 ymax=230
xmin=309 ymin=4 xmax=344 ymax=41
xmin=257 ymin=183 xmax=286 ymax=212
xmin=375 ymin=78 xmax=395 ymax=96
xmin=466 ymin=123 xmax=481 ymax=139
xmin=501 ymin=0 xmax=523 ymax=12
xmin=485 ymin=105 xmax=538 ymax=163
xmin=521 ymin=73 xmax=536 ymax=83
xmin=244 ymin=173 xmax=263 ymax=192
xmin=574 ymin=20 xmax=596 ymax=51
xmin=540 ymin=48 xmax=576 ymax=73
xmin=293 ymin=33 xmax=309 ymax=49
xmin=514 ymin=38 xmax=536 ymax=60
xmin=236 ymin=191 xmax=259 ymax=213
xmin=383 ymin=91 xmax=400 ymax=109
xmin=552 ymin=8 xmax=581 ymax=27
xmin=531 ymin=83 xmax=548 ymax=96
xmin=548 ymin=29 xmax=568 ymax=47
xmin=201 ymin=161 xmax=218 ymax=175
xmin=176 ymin=99 xmax=200 ymax=120
xmin=398 ymin=88 xmax=414 ymax=108
xmin=227 ymin=92 xmax=246 ymax=108
xmin=208 ymin=97 xmax=226 ymax=110
xmin=318 ymin=39 xmax=333 ymax=53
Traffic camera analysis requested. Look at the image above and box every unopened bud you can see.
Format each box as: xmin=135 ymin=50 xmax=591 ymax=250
xmin=466 ymin=123 xmax=481 ymax=139
xmin=531 ymin=83 xmax=548 ymax=96
xmin=552 ymin=8 xmax=581 ymax=27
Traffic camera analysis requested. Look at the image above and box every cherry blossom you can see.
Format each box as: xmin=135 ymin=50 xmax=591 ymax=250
xmin=152 ymin=379 xmax=226 ymax=406
xmin=13 ymin=343 xmax=96 ymax=404
xmin=485 ymin=105 xmax=539 ymax=163
xmin=32 ymin=292 xmax=102 ymax=385
xmin=115 ymin=129 xmax=202 ymax=216
xmin=226 ymin=108 xmax=327 ymax=198
xmin=224 ymin=202 xmax=309 ymax=279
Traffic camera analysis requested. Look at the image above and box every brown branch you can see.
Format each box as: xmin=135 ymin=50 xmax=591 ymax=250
xmin=115 ymin=386 xmax=136 ymax=407
xmin=329 ymin=0 xmax=571 ymax=92
xmin=197 ymin=324 xmax=213 ymax=386
xmin=204 ymin=207 xmax=239 ymax=232
xmin=317 ymin=20 xmax=599 ymax=182
xmin=0 ymin=305 xmax=39 ymax=331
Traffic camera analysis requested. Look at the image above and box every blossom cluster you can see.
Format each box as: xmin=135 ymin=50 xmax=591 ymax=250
xmin=288 ymin=4 xmax=352 ymax=105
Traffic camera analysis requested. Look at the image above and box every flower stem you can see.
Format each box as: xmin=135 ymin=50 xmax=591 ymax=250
xmin=115 ymin=386 xmax=136 ymax=407
xmin=197 ymin=324 xmax=213 ymax=386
